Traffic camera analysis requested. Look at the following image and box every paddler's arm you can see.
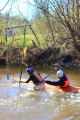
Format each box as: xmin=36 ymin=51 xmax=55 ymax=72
xmin=24 ymin=79 xmax=30 ymax=83
xmin=20 ymin=78 xmax=30 ymax=83
xmin=45 ymin=80 xmax=58 ymax=86
xmin=45 ymin=80 xmax=65 ymax=86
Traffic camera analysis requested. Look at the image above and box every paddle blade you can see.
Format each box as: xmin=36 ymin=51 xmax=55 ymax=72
xmin=23 ymin=47 xmax=27 ymax=57
xmin=63 ymin=55 xmax=72 ymax=63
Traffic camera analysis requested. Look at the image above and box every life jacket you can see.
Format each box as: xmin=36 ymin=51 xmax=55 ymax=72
xmin=62 ymin=77 xmax=70 ymax=87
xmin=32 ymin=72 xmax=43 ymax=82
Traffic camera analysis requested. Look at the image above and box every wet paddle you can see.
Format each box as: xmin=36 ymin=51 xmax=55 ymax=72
xmin=19 ymin=65 xmax=23 ymax=84
xmin=19 ymin=47 xmax=27 ymax=85
xmin=35 ymin=55 xmax=72 ymax=87
xmin=44 ymin=55 xmax=72 ymax=79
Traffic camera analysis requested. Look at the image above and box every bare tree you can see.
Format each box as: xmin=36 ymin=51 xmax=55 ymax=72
xmin=12 ymin=0 xmax=40 ymax=46
xmin=32 ymin=0 xmax=80 ymax=51
xmin=0 ymin=0 xmax=10 ymax=11
xmin=54 ymin=0 xmax=80 ymax=51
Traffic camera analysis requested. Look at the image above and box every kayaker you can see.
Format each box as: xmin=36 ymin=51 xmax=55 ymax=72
xmin=45 ymin=68 xmax=70 ymax=88
xmin=20 ymin=60 xmax=45 ymax=90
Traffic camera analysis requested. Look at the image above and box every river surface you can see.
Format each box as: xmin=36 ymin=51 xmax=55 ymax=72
xmin=0 ymin=67 xmax=80 ymax=120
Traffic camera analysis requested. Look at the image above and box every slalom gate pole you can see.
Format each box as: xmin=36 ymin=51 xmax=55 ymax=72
xmin=5 ymin=28 xmax=9 ymax=80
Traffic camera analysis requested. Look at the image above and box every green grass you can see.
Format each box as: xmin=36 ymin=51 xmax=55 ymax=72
xmin=0 ymin=34 xmax=51 ymax=48
xmin=0 ymin=34 xmax=35 ymax=47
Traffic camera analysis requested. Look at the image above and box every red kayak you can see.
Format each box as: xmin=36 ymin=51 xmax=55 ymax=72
xmin=12 ymin=77 xmax=80 ymax=93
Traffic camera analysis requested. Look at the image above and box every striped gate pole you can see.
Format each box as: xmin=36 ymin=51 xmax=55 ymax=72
xmin=5 ymin=28 xmax=9 ymax=80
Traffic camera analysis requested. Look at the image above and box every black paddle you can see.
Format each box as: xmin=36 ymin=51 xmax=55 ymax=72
xmin=35 ymin=55 xmax=72 ymax=87
xmin=19 ymin=47 xmax=27 ymax=85
xmin=19 ymin=64 xmax=23 ymax=85
xmin=44 ymin=55 xmax=72 ymax=79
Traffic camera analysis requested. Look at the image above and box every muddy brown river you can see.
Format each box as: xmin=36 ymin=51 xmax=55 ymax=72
xmin=0 ymin=67 xmax=80 ymax=120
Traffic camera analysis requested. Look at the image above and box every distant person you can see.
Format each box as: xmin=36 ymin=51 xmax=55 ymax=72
xmin=45 ymin=67 xmax=70 ymax=88
xmin=20 ymin=60 xmax=45 ymax=90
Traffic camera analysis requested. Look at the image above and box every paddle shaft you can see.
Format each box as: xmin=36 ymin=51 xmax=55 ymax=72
xmin=43 ymin=61 xmax=64 ymax=80
xmin=20 ymin=65 xmax=23 ymax=79
xmin=19 ymin=65 xmax=23 ymax=84
xmin=35 ymin=61 xmax=63 ymax=87
xmin=19 ymin=25 xmax=26 ymax=84
xmin=43 ymin=55 xmax=72 ymax=80
xmin=35 ymin=55 xmax=72 ymax=87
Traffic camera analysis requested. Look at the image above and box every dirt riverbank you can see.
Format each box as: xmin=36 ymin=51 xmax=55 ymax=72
xmin=0 ymin=43 xmax=80 ymax=70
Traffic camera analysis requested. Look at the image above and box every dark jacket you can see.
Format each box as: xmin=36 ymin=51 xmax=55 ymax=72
xmin=45 ymin=75 xmax=69 ymax=87
xmin=26 ymin=73 xmax=40 ymax=85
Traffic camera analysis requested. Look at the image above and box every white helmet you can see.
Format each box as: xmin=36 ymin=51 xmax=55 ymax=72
xmin=56 ymin=70 xmax=64 ymax=78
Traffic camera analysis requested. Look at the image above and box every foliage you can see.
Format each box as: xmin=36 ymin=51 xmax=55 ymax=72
xmin=0 ymin=0 xmax=80 ymax=53
xmin=32 ymin=0 xmax=80 ymax=51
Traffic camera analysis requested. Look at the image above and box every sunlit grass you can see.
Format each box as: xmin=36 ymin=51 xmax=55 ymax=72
xmin=0 ymin=34 xmax=49 ymax=48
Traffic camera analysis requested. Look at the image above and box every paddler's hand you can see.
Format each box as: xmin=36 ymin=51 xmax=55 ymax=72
xmin=54 ymin=67 xmax=59 ymax=72
xmin=45 ymin=80 xmax=48 ymax=83
xmin=19 ymin=81 xmax=24 ymax=84
xmin=45 ymin=80 xmax=50 ymax=84
xmin=22 ymin=60 xmax=28 ymax=67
